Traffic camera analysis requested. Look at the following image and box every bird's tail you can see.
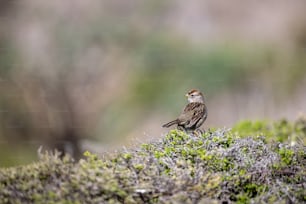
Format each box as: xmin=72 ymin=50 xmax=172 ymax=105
xmin=162 ymin=119 xmax=179 ymax=128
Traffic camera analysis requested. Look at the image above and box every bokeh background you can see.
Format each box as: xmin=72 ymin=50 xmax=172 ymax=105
xmin=0 ymin=0 xmax=306 ymax=166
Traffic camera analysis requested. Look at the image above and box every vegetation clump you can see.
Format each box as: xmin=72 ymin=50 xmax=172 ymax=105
xmin=0 ymin=119 xmax=305 ymax=203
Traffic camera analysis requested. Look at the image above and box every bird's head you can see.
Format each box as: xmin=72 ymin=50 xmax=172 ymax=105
xmin=186 ymin=89 xmax=205 ymax=103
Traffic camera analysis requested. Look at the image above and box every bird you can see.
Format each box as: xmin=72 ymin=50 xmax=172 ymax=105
xmin=162 ymin=89 xmax=207 ymax=134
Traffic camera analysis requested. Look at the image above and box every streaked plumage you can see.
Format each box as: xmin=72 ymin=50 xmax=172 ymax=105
xmin=162 ymin=89 xmax=207 ymax=132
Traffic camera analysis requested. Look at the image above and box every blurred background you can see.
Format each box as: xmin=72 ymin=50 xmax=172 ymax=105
xmin=0 ymin=0 xmax=306 ymax=166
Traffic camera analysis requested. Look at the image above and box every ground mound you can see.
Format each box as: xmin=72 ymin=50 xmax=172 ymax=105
xmin=0 ymin=120 xmax=305 ymax=203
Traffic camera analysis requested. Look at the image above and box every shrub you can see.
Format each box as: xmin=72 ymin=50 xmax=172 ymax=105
xmin=0 ymin=119 xmax=305 ymax=203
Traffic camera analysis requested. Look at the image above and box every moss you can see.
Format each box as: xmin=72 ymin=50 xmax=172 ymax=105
xmin=133 ymin=164 xmax=145 ymax=172
xmin=0 ymin=119 xmax=306 ymax=203
xmin=122 ymin=153 xmax=132 ymax=160
xmin=278 ymin=147 xmax=294 ymax=165
xmin=232 ymin=117 xmax=306 ymax=145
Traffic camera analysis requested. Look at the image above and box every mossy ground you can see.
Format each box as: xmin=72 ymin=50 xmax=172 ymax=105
xmin=0 ymin=119 xmax=305 ymax=203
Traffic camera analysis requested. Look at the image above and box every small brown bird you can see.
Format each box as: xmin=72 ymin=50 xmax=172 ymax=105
xmin=162 ymin=89 xmax=207 ymax=133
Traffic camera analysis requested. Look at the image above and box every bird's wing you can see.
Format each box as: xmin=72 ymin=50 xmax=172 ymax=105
xmin=179 ymin=102 xmax=206 ymax=128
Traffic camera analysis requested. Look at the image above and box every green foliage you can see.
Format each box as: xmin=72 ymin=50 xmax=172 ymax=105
xmin=0 ymin=120 xmax=305 ymax=203
xmin=232 ymin=118 xmax=306 ymax=144
xmin=278 ymin=147 xmax=294 ymax=165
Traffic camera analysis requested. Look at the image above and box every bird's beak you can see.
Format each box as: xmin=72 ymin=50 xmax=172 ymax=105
xmin=185 ymin=94 xmax=189 ymax=98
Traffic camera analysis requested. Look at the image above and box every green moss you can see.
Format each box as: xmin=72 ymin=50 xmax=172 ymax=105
xmin=236 ymin=193 xmax=250 ymax=204
xmin=232 ymin=118 xmax=306 ymax=145
xmin=133 ymin=164 xmax=144 ymax=172
xmin=278 ymin=147 xmax=294 ymax=165
xmin=122 ymin=153 xmax=132 ymax=160
xmin=232 ymin=120 xmax=270 ymax=138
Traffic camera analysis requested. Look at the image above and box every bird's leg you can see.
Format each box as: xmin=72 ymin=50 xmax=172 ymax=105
xmin=193 ymin=128 xmax=204 ymax=136
xmin=177 ymin=125 xmax=186 ymax=132
xmin=201 ymin=128 xmax=206 ymax=134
